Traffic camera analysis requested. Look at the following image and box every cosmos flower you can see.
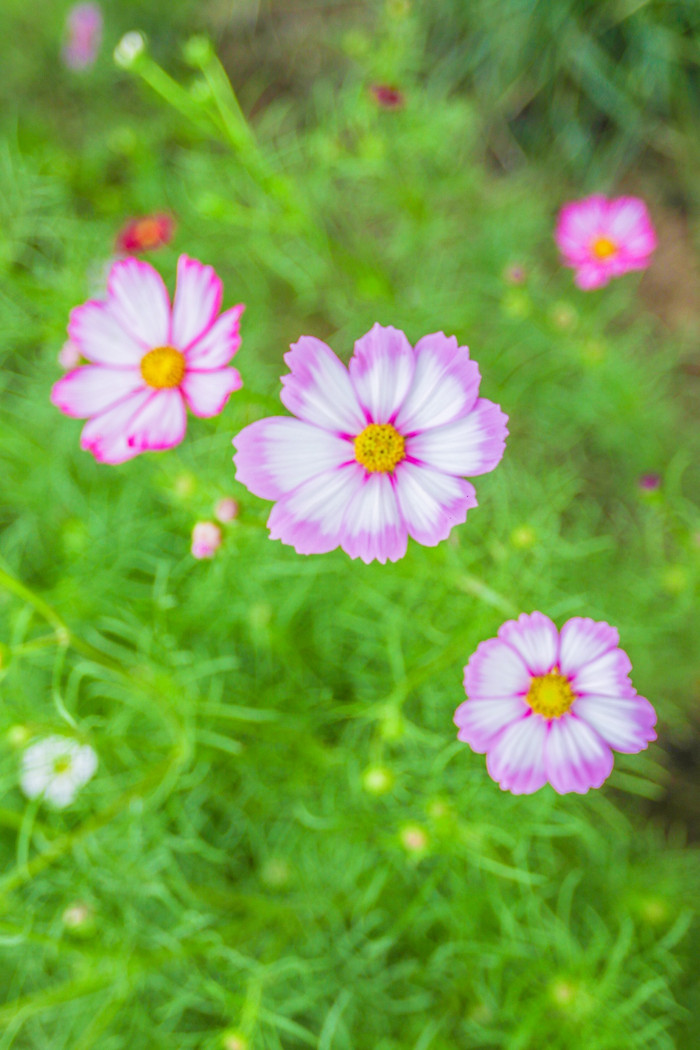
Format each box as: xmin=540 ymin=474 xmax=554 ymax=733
xmin=370 ymin=84 xmax=405 ymax=109
xmin=51 ymin=255 xmax=244 ymax=464
xmin=454 ymin=612 xmax=657 ymax=795
xmin=555 ymin=195 xmax=657 ymax=290
xmin=20 ymin=736 xmax=97 ymax=808
xmin=191 ymin=521 xmax=222 ymax=559
xmin=233 ymin=324 xmax=508 ymax=563
xmin=116 ymin=214 xmax=175 ymax=254
xmin=62 ymin=3 xmax=103 ymax=71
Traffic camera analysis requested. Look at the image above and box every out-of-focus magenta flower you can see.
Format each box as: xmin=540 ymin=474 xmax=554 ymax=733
xmin=116 ymin=214 xmax=175 ymax=255
xmin=504 ymin=263 xmax=527 ymax=285
xmin=233 ymin=325 xmax=508 ymax=564
xmin=62 ymin=3 xmax=103 ymax=71
xmin=555 ymin=195 xmax=657 ymax=290
xmin=214 ymin=498 xmax=239 ymax=523
xmin=58 ymin=341 xmax=81 ymax=369
xmin=455 ymin=612 xmax=657 ymax=795
xmin=191 ymin=522 xmax=222 ymax=559
xmin=51 ymin=254 xmax=244 ymax=464
xmin=370 ymin=84 xmax=405 ymax=109
xmin=638 ymin=473 xmax=661 ymax=492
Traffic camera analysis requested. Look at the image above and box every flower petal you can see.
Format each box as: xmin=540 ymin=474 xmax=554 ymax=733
xmin=181 ymin=368 xmax=242 ymax=418
xmin=185 ymin=304 xmax=244 ymax=369
xmin=267 ymin=463 xmax=365 ymax=555
xmin=464 ymin=636 xmax=531 ymax=700
xmin=607 ymin=197 xmax=656 ymax=259
xmin=340 ymin=472 xmax=407 ymax=564
xmin=170 ymin=255 xmax=223 ymax=350
xmin=569 ymin=647 xmax=635 ymax=698
xmin=233 ymin=417 xmax=354 ymax=500
xmin=280 ymin=336 xmax=366 ymax=434
xmin=107 ymin=258 xmax=171 ymax=347
xmin=394 ymin=461 xmax=477 ymax=546
xmin=573 ymin=694 xmax=657 ymax=753
xmin=51 ymin=365 xmax=144 ymax=418
xmin=45 ymin=777 xmax=78 ymax=809
xmin=497 ymin=611 xmax=559 ymax=676
xmin=574 ymin=264 xmax=611 ymax=290
xmin=454 ymin=696 xmax=527 ymax=753
xmin=394 ymin=332 xmax=481 ymax=432
xmin=558 ymin=618 xmax=620 ymax=676
xmin=486 ymin=715 xmax=548 ymax=794
xmin=544 ymin=715 xmax=613 ymax=794
xmin=348 ymin=323 xmax=415 ymax=424
xmin=127 ymin=389 xmax=187 ymax=453
xmin=555 ymin=196 xmax=608 ymax=263
xmin=407 ymin=398 xmax=508 ymax=477
xmin=80 ymin=389 xmax=154 ymax=464
xmin=68 ymin=300 xmax=145 ymax=365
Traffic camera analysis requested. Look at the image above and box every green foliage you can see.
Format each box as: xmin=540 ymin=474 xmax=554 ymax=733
xmin=0 ymin=1 xmax=698 ymax=1048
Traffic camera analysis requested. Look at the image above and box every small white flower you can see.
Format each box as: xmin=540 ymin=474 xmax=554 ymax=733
xmin=114 ymin=31 xmax=146 ymax=69
xmin=20 ymin=736 xmax=98 ymax=809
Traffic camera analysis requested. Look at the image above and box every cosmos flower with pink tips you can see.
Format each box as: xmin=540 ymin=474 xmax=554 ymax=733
xmin=233 ymin=324 xmax=508 ymax=564
xmin=555 ymin=195 xmax=657 ymax=290
xmin=52 ymin=255 xmax=244 ymax=464
xmin=454 ymin=612 xmax=657 ymax=795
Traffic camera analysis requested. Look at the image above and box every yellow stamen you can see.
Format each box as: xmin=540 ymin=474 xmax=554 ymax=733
xmin=354 ymin=423 xmax=405 ymax=473
xmin=140 ymin=346 xmax=186 ymax=389
xmin=53 ymin=757 xmax=72 ymax=774
xmin=591 ymin=236 xmax=617 ymax=260
xmin=526 ymin=668 xmax=576 ymax=719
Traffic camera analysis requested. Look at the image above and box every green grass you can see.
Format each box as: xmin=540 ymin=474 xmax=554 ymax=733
xmin=0 ymin=2 xmax=698 ymax=1047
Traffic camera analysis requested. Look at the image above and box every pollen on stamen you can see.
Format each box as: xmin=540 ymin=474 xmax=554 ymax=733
xmin=354 ymin=423 xmax=406 ymax=473
xmin=140 ymin=346 xmax=186 ymax=389
xmin=591 ymin=236 xmax=617 ymax=260
xmin=525 ymin=668 xmax=576 ymax=719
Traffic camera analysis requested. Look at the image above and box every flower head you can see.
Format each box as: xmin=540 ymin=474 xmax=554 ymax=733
xmin=638 ymin=472 xmax=661 ymax=492
xmin=20 ymin=736 xmax=97 ymax=808
xmin=370 ymin=84 xmax=405 ymax=109
xmin=191 ymin=521 xmax=222 ymax=559
xmin=214 ymin=497 xmax=239 ymax=523
xmin=454 ymin=612 xmax=656 ymax=794
xmin=116 ymin=214 xmax=175 ymax=254
xmin=51 ymin=255 xmax=244 ymax=464
xmin=233 ymin=325 xmax=508 ymax=563
xmin=62 ymin=3 xmax=102 ymax=71
xmin=555 ymin=195 xmax=656 ymax=290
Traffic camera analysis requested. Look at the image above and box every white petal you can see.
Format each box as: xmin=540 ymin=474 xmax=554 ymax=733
xmin=233 ymin=417 xmax=354 ymax=500
xmin=348 ymin=324 xmax=415 ymax=423
xmin=107 ymin=258 xmax=171 ymax=348
xmin=395 ymin=332 xmax=480 ymax=432
xmin=340 ymin=472 xmax=407 ymax=564
xmin=170 ymin=255 xmax=223 ymax=350
xmin=280 ymin=336 xmax=366 ymax=434
xmin=497 ymin=612 xmax=559 ymax=676
xmin=394 ymin=461 xmax=476 ymax=546
xmin=406 ymin=398 xmax=508 ymax=477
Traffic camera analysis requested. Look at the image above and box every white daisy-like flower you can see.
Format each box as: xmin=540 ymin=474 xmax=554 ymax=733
xmin=20 ymin=736 xmax=98 ymax=809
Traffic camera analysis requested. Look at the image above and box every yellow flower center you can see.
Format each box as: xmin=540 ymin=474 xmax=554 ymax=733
xmin=134 ymin=218 xmax=163 ymax=248
xmin=140 ymin=346 xmax=186 ymax=389
xmin=354 ymin=423 xmax=405 ymax=473
xmin=53 ymin=756 xmax=72 ymax=774
xmin=591 ymin=236 xmax=617 ymax=260
xmin=525 ymin=669 xmax=576 ymax=719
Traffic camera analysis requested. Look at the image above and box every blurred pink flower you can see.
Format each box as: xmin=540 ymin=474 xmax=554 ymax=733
xmin=233 ymin=324 xmax=508 ymax=564
xmin=58 ymin=341 xmax=81 ymax=369
xmin=504 ymin=263 xmax=527 ymax=285
xmin=116 ymin=214 xmax=175 ymax=254
xmin=638 ymin=473 xmax=661 ymax=492
xmin=191 ymin=522 xmax=222 ymax=559
xmin=455 ymin=612 xmax=656 ymax=795
xmin=555 ymin=195 xmax=656 ymax=290
xmin=62 ymin=3 xmax=103 ymax=71
xmin=370 ymin=85 xmax=405 ymax=109
xmin=214 ymin=498 xmax=239 ymax=523
xmin=51 ymin=255 xmax=244 ymax=464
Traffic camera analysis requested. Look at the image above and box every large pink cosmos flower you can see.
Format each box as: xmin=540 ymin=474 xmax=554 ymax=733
xmin=233 ymin=324 xmax=508 ymax=563
xmin=52 ymin=255 xmax=244 ymax=464
xmin=555 ymin=195 xmax=657 ymax=290
xmin=454 ymin=612 xmax=657 ymax=795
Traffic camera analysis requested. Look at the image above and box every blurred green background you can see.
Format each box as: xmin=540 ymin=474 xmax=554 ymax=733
xmin=0 ymin=1 xmax=698 ymax=1047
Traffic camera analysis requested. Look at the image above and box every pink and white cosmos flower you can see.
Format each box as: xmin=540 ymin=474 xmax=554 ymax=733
xmin=555 ymin=195 xmax=656 ymax=290
xmin=455 ymin=612 xmax=657 ymax=795
xmin=233 ymin=324 xmax=508 ymax=563
xmin=52 ymin=255 xmax=244 ymax=464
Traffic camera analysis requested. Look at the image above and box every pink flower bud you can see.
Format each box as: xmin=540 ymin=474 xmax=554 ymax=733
xmin=62 ymin=3 xmax=103 ymax=71
xmin=191 ymin=522 xmax=222 ymax=559
xmin=58 ymin=341 xmax=81 ymax=369
xmin=214 ymin=498 xmax=239 ymax=523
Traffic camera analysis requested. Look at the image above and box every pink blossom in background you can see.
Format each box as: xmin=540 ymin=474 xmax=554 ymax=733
xmin=454 ymin=612 xmax=657 ymax=795
xmin=638 ymin=473 xmax=661 ymax=492
xmin=116 ymin=214 xmax=175 ymax=254
xmin=62 ymin=3 xmax=103 ymax=71
xmin=370 ymin=84 xmax=405 ymax=109
xmin=191 ymin=522 xmax=222 ymax=559
xmin=555 ymin=195 xmax=657 ymax=290
xmin=214 ymin=498 xmax=239 ymax=523
xmin=233 ymin=324 xmax=508 ymax=564
xmin=52 ymin=255 xmax=244 ymax=464
xmin=58 ymin=341 xmax=81 ymax=369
